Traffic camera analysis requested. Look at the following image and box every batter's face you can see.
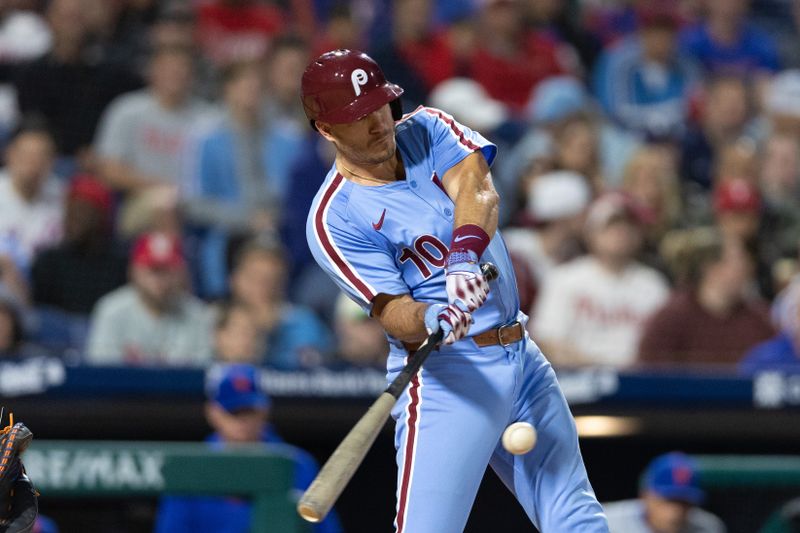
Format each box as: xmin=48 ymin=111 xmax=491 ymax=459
xmin=317 ymin=104 xmax=397 ymax=167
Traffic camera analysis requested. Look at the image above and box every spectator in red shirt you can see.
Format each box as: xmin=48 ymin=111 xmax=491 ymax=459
xmin=469 ymin=0 xmax=577 ymax=110
xmin=638 ymin=228 xmax=774 ymax=367
xmin=196 ymin=0 xmax=285 ymax=67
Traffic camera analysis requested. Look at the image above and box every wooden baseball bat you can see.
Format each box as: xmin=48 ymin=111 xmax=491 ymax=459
xmin=297 ymin=263 xmax=499 ymax=523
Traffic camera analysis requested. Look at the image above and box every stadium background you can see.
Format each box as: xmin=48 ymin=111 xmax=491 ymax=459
xmin=0 ymin=0 xmax=799 ymax=531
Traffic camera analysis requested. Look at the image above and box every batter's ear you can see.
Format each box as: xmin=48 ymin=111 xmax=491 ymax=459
xmin=316 ymin=121 xmax=335 ymax=141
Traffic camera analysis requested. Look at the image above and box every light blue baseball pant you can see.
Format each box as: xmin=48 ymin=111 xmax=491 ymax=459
xmin=387 ymin=333 xmax=609 ymax=533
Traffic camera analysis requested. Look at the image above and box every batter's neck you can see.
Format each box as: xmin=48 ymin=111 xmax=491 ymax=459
xmin=337 ymin=152 xmax=405 ymax=185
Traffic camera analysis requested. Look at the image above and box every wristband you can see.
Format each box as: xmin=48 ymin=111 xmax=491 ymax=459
xmin=449 ymin=224 xmax=490 ymax=259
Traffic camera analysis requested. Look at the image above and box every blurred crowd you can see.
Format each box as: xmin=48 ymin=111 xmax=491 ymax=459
xmin=0 ymin=0 xmax=799 ymax=375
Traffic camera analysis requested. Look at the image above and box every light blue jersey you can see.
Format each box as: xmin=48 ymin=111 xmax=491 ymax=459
xmin=306 ymin=106 xmax=608 ymax=533
xmin=307 ymin=106 xmax=518 ymax=348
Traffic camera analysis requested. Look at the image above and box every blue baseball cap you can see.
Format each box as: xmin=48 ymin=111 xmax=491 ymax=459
xmin=205 ymin=364 xmax=271 ymax=413
xmin=642 ymin=453 xmax=705 ymax=505
xmin=527 ymin=76 xmax=591 ymax=124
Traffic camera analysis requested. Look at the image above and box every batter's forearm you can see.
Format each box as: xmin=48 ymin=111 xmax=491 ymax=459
xmin=443 ymin=152 xmax=499 ymax=240
xmin=374 ymin=294 xmax=429 ymax=342
xmin=453 ymin=175 xmax=499 ymax=238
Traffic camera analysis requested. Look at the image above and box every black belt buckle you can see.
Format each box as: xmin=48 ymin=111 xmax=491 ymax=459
xmin=497 ymin=322 xmax=519 ymax=346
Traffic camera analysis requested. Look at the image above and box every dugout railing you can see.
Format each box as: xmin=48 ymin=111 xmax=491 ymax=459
xmin=24 ymin=440 xmax=312 ymax=533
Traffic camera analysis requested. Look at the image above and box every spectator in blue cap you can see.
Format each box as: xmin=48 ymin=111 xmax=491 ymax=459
xmin=604 ymin=452 xmax=726 ymax=533
xmin=154 ymin=364 xmax=342 ymax=533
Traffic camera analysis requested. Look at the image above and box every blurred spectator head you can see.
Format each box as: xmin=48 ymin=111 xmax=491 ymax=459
xmin=47 ymin=0 xmax=90 ymax=55
xmin=701 ymin=76 xmax=750 ymax=138
xmin=584 ymin=193 xmax=644 ymax=265
xmin=622 ymin=145 xmax=682 ymax=233
xmin=638 ymin=5 xmax=680 ymax=64
xmin=429 ymin=78 xmax=508 ymax=133
xmin=265 ymin=34 xmax=310 ymax=108
xmin=314 ymin=4 xmax=361 ymax=56
xmin=765 ymin=70 xmax=800 ymax=137
xmin=130 ymin=232 xmax=187 ymax=312
xmin=5 ymin=122 xmax=55 ymax=200
xmin=392 ymin=0 xmax=432 ymax=41
xmin=0 ymin=289 xmax=24 ymax=356
xmin=640 ymin=452 xmax=705 ymax=533
xmin=665 ymin=227 xmax=753 ymax=301
xmin=705 ymin=0 xmax=750 ymax=23
xmin=715 ymin=139 xmax=758 ymax=185
xmin=230 ymin=237 xmax=288 ymax=309
xmin=148 ymin=45 xmax=194 ymax=107
xmin=221 ymin=60 xmax=264 ymax=114
xmin=214 ymin=302 xmax=263 ymax=364
xmin=205 ymin=364 xmax=270 ymax=443
xmin=760 ymin=133 xmax=800 ymax=202
xmin=553 ymin=114 xmax=599 ymax=185
xmin=526 ymin=76 xmax=591 ymax=125
xmin=481 ymin=0 xmax=525 ymax=40
xmin=713 ymin=178 xmax=761 ymax=242
xmin=83 ymin=0 xmax=119 ymax=40
xmin=64 ymin=175 xmax=113 ymax=245
xmin=151 ymin=2 xmax=196 ymax=50
xmin=521 ymin=170 xmax=590 ymax=262
xmin=525 ymin=170 xmax=591 ymax=226
xmin=334 ymin=293 xmax=387 ymax=368
xmin=525 ymin=0 xmax=565 ymax=24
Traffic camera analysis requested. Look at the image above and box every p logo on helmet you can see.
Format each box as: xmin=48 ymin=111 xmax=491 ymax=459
xmin=300 ymin=49 xmax=404 ymax=130
xmin=351 ymin=68 xmax=368 ymax=96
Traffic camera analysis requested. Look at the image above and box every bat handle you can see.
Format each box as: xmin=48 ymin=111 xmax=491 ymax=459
xmin=480 ymin=262 xmax=499 ymax=281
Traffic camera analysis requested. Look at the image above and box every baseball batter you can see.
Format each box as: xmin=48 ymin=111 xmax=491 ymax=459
xmin=303 ymin=49 xmax=608 ymax=533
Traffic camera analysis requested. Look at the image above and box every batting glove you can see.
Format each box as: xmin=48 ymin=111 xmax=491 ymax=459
xmin=444 ymin=249 xmax=490 ymax=312
xmin=424 ymin=303 xmax=472 ymax=345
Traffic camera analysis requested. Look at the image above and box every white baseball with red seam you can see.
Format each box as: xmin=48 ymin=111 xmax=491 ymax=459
xmin=502 ymin=422 xmax=537 ymax=455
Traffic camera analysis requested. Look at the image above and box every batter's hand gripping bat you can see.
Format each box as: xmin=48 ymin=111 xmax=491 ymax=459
xmin=297 ymin=263 xmax=499 ymax=523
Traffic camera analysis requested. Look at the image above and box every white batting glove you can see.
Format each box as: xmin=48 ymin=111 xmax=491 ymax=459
xmin=424 ymin=303 xmax=472 ymax=345
xmin=444 ymin=250 xmax=490 ymax=312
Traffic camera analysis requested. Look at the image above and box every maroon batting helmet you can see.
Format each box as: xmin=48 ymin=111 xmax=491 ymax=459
xmin=301 ymin=49 xmax=404 ymax=130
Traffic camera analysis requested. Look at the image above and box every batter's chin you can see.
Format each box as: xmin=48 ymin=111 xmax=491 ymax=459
xmin=361 ymin=145 xmax=396 ymax=166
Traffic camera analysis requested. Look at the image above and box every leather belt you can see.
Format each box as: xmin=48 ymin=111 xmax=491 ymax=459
xmin=403 ymin=321 xmax=524 ymax=353
xmin=472 ymin=321 xmax=525 ymax=347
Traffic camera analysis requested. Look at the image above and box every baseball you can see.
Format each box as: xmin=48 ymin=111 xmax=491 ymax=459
xmin=502 ymin=422 xmax=537 ymax=455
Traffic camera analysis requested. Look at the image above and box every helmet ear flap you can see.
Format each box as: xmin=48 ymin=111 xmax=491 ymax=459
xmin=390 ymin=98 xmax=403 ymax=121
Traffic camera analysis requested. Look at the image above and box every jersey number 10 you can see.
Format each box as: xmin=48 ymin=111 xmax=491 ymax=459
xmin=398 ymin=235 xmax=449 ymax=279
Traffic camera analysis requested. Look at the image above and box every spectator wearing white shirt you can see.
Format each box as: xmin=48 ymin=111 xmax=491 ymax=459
xmin=0 ymin=123 xmax=62 ymax=271
xmin=86 ymin=232 xmax=213 ymax=367
xmin=503 ymin=170 xmax=592 ymax=314
xmin=94 ymin=44 xmax=213 ymax=237
xmin=532 ymin=193 xmax=670 ymax=368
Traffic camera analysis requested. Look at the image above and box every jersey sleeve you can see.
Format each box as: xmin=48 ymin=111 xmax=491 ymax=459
xmin=421 ymin=107 xmax=497 ymax=177
xmin=307 ymin=189 xmax=408 ymax=311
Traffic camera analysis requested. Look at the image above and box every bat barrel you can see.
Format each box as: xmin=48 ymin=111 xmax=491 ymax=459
xmin=297 ymin=393 xmax=397 ymax=522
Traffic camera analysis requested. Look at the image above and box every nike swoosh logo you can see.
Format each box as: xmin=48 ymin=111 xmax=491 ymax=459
xmin=372 ymin=209 xmax=386 ymax=231
xmin=453 ymin=234 xmax=480 ymax=242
